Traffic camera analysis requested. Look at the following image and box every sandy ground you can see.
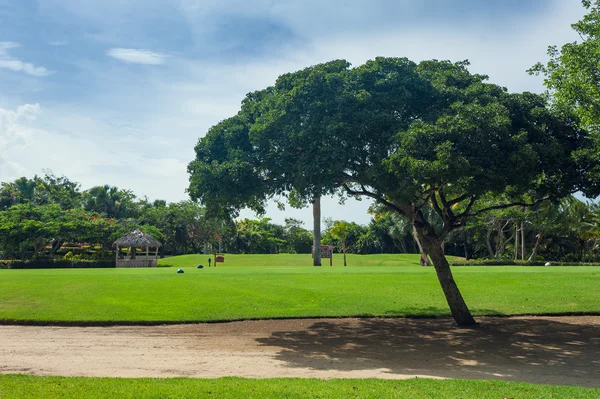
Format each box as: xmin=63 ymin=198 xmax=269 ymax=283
xmin=1 ymin=316 xmax=599 ymax=387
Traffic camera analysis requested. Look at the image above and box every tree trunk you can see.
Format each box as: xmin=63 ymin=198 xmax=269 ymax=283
xmin=417 ymin=228 xmax=476 ymax=326
xmin=514 ymin=224 xmax=519 ymax=260
xmin=463 ymin=229 xmax=471 ymax=260
xmin=49 ymin=240 xmax=64 ymax=256
xmin=486 ymin=227 xmax=495 ymax=258
xmin=412 ymin=226 xmax=430 ymax=266
xmin=33 ymin=239 xmax=47 ymax=255
xmin=313 ymin=197 xmax=321 ymax=266
xmin=342 ymin=238 xmax=347 ymax=266
xmin=521 ymin=222 xmax=525 ymax=261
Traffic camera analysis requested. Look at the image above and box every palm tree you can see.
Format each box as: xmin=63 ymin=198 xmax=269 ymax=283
xmin=330 ymin=220 xmax=350 ymax=266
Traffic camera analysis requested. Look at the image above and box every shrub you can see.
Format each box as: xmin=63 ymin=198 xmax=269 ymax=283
xmin=0 ymin=259 xmax=115 ymax=269
xmin=449 ymin=259 xmax=600 ymax=266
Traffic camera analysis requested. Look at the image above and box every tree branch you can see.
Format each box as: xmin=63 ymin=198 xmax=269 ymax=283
xmin=447 ymin=193 xmax=471 ymax=206
xmin=472 ymin=197 xmax=550 ymax=217
xmin=455 ymin=195 xmax=478 ymax=224
xmin=430 ymin=191 xmax=444 ymax=219
xmin=343 ymin=183 xmax=407 ymax=217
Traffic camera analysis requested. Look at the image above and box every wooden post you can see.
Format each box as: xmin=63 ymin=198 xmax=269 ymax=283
xmin=115 ymin=245 xmax=119 ymax=265
xmin=146 ymin=246 xmax=149 ymax=267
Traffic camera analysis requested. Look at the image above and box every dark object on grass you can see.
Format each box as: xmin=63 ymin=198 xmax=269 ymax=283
xmin=177 ymin=269 xmax=184 ymax=273
xmin=197 ymin=264 xmax=204 ymax=269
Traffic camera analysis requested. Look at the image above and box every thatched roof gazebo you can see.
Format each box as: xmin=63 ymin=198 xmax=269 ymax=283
xmin=114 ymin=229 xmax=162 ymax=268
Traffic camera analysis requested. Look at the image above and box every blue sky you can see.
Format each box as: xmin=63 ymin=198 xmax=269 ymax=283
xmin=0 ymin=0 xmax=585 ymax=227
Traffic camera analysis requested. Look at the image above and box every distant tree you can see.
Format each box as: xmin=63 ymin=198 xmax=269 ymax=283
xmin=329 ymin=220 xmax=351 ymax=265
xmin=82 ymin=185 xmax=138 ymax=219
xmin=530 ymin=0 xmax=600 ymax=129
xmin=283 ymin=218 xmax=313 ymax=254
xmin=0 ymin=172 xmax=80 ymax=211
xmin=529 ymin=0 xmax=600 ymax=193
xmin=0 ymin=204 xmax=112 ymax=259
xmin=232 ymin=218 xmax=286 ymax=254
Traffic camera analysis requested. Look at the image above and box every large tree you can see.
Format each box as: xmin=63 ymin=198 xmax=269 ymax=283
xmin=188 ymin=57 xmax=594 ymax=325
xmin=530 ymin=0 xmax=600 ymax=130
xmin=529 ymin=0 xmax=600 ymax=194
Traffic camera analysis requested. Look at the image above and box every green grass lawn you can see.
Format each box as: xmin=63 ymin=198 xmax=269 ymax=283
xmin=158 ymin=253 xmax=435 ymax=267
xmin=0 ymin=375 xmax=598 ymax=399
xmin=0 ymin=254 xmax=598 ymax=323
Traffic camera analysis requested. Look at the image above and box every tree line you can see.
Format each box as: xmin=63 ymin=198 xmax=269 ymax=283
xmin=3 ymin=172 xmax=598 ymax=262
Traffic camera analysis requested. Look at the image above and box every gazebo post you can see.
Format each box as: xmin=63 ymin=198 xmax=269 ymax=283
xmin=115 ymin=244 xmax=119 ymax=265
xmin=146 ymin=245 xmax=149 ymax=267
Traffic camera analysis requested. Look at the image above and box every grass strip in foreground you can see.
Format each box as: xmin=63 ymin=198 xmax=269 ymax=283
xmin=0 ymin=375 xmax=598 ymax=399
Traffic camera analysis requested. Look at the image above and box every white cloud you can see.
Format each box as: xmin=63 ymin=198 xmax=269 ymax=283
xmin=0 ymin=103 xmax=189 ymax=203
xmin=0 ymin=42 xmax=52 ymax=77
xmin=106 ymin=48 xmax=168 ymax=65
xmin=49 ymin=41 xmax=68 ymax=46
xmin=0 ymin=104 xmax=41 ymax=178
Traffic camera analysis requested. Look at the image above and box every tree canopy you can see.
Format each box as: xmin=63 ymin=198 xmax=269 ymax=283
xmin=188 ymin=57 xmax=595 ymax=325
xmin=530 ymin=0 xmax=600 ymax=130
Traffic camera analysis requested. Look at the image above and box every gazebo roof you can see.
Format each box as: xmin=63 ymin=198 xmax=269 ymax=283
xmin=114 ymin=229 xmax=162 ymax=248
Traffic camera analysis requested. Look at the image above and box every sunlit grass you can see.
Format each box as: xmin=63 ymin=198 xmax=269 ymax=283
xmin=0 ymin=254 xmax=598 ymax=323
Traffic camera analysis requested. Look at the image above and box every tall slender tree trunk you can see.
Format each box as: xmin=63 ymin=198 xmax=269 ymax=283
xmin=416 ymin=227 xmax=476 ymax=326
xmin=521 ymin=222 xmax=525 ymax=261
xmin=313 ymin=197 xmax=321 ymax=266
xmin=49 ymin=240 xmax=64 ymax=256
xmin=486 ymin=227 xmax=495 ymax=258
xmin=514 ymin=224 xmax=519 ymax=260
xmin=342 ymin=238 xmax=347 ymax=266
xmin=412 ymin=226 xmax=430 ymax=266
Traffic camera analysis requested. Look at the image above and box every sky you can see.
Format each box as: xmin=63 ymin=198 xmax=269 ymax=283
xmin=0 ymin=0 xmax=587 ymax=228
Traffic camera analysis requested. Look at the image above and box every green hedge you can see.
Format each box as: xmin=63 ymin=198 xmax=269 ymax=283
xmin=0 ymin=260 xmax=115 ymax=269
xmin=449 ymin=259 xmax=600 ymax=266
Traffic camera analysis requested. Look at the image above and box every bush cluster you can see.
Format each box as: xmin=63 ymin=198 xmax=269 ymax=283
xmin=0 ymin=259 xmax=115 ymax=269
xmin=449 ymin=259 xmax=600 ymax=266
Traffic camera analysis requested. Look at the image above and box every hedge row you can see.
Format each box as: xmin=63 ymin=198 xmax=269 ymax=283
xmin=449 ymin=259 xmax=600 ymax=266
xmin=0 ymin=260 xmax=115 ymax=269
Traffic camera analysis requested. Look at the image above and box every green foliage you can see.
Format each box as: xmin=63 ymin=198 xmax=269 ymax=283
xmin=530 ymin=1 xmax=600 ymax=129
xmin=0 ymin=173 xmax=234 ymax=260
xmin=188 ymin=56 xmax=592 ymax=248
xmin=231 ymin=218 xmax=286 ymax=254
xmin=449 ymin=259 xmax=600 ymax=266
xmin=0 ymin=375 xmax=598 ymax=399
xmin=0 ymin=172 xmax=81 ymax=211
xmin=529 ymin=1 xmax=600 ymax=193
xmin=282 ymin=218 xmax=312 ymax=253
xmin=82 ymin=185 xmax=139 ymax=219
xmin=0 ymin=259 xmax=114 ymax=269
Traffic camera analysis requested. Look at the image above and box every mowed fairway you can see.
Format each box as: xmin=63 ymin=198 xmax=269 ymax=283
xmin=0 ymin=254 xmax=599 ymax=323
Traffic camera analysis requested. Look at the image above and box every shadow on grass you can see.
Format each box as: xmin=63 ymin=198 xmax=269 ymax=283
xmin=256 ymin=315 xmax=600 ymax=388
